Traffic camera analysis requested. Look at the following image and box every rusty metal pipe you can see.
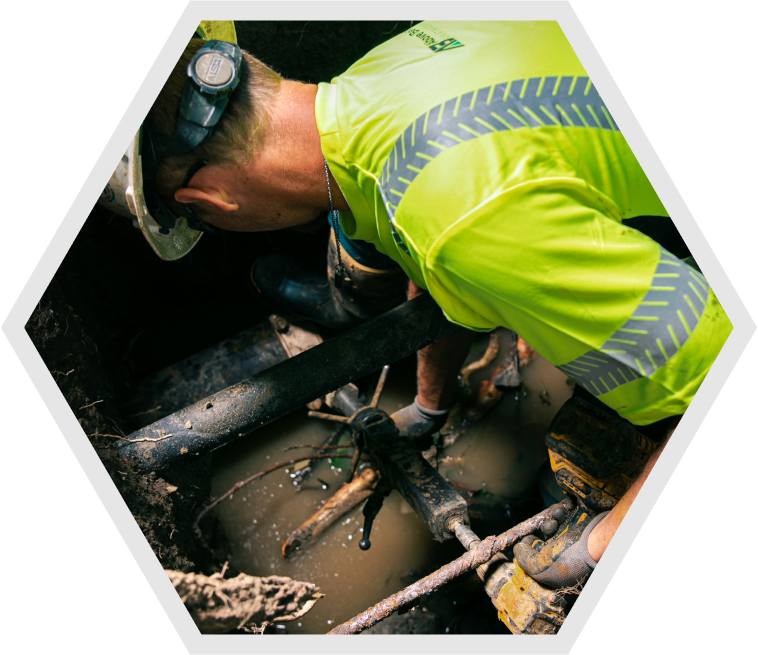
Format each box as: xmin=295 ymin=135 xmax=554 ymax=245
xmin=117 ymin=294 xmax=460 ymax=470
xmin=328 ymin=500 xmax=571 ymax=635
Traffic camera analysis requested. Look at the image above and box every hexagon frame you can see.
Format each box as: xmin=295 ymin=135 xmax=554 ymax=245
xmin=3 ymin=2 xmax=752 ymax=652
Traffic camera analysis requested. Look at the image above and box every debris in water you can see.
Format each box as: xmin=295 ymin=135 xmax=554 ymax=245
xmin=281 ymin=468 xmax=381 ymax=558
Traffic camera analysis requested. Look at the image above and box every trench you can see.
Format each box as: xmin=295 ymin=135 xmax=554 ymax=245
xmin=24 ymin=20 xmax=629 ymax=635
xmin=30 ymin=201 xmax=578 ymax=634
xmin=209 ymin=341 xmax=572 ymax=633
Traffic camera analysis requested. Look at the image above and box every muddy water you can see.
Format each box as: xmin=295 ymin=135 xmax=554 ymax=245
xmin=210 ymin=340 xmax=572 ymax=634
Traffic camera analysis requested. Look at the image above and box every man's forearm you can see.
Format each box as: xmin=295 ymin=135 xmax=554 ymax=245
xmin=408 ymin=281 xmax=476 ymax=410
xmin=587 ymin=418 xmax=679 ymax=561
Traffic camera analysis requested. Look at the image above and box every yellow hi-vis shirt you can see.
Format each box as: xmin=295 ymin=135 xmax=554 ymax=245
xmin=315 ymin=21 xmax=732 ymax=425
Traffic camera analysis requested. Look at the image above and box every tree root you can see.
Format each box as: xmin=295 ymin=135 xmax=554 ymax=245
xmin=167 ymin=569 xmax=324 ymax=633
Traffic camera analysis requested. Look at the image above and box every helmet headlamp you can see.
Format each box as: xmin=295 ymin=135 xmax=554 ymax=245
xmin=142 ymin=40 xmax=242 ymax=234
xmin=98 ymin=22 xmax=239 ymax=261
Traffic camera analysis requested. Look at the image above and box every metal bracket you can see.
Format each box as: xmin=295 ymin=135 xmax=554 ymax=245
xmin=269 ymin=314 xmax=324 ymax=410
xmin=269 ymin=314 xmax=323 ymax=357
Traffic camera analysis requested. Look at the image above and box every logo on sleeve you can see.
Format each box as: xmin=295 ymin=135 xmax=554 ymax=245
xmin=408 ymin=26 xmax=465 ymax=53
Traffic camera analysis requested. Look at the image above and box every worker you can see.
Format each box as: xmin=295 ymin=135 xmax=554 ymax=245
xmin=100 ymin=21 xmax=732 ymax=632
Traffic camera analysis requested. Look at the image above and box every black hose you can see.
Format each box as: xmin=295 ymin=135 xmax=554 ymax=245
xmin=117 ymin=294 xmax=460 ymax=470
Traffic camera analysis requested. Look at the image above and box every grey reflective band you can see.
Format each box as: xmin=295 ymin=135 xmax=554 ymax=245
xmin=377 ymin=75 xmax=618 ymax=251
xmin=558 ymin=248 xmax=711 ymax=397
xmin=557 ymin=352 xmax=643 ymax=396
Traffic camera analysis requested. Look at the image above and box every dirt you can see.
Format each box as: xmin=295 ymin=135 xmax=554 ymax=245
xmin=167 ymin=569 xmax=324 ymax=633
xmin=25 ymin=280 xmax=222 ymax=573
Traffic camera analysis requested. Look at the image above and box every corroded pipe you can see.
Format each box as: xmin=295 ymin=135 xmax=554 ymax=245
xmin=328 ymin=499 xmax=571 ymax=635
xmin=117 ymin=294 xmax=460 ymax=470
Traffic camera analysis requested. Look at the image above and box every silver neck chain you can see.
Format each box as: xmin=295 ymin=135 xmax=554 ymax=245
xmin=324 ymin=157 xmax=345 ymax=288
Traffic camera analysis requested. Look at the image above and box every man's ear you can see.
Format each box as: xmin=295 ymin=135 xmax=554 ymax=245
xmin=174 ymin=187 xmax=239 ymax=213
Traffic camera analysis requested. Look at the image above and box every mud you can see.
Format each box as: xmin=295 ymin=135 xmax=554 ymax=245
xmin=27 ymin=255 xmax=570 ymax=635
xmin=282 ymin=467 xmax=380 ymax=557
xmin=26 ymin=281 xmax=221 ymax=572
xmin=209 ymin=344 xmax=572 ymax=634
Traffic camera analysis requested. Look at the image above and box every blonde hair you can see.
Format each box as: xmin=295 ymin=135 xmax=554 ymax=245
xmin=148 ymin=39 xmax=282 ymax=212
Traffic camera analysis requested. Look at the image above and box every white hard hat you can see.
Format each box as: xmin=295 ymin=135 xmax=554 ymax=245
xmin=97 ymin=21 xmax=238 ymax=261
xmin=98 ymin=132 xmax=204 ymax=261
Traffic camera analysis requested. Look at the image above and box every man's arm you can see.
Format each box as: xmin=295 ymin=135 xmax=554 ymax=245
xmin=587 ymin=418 xmax=678 ymax=561
xmin=390 ymin=282 xmax=475 ymax=439
xmin=511 ymin=416 xmax=679 ymax=592
xmin=410 ymin=281 xmax=476 ymax=410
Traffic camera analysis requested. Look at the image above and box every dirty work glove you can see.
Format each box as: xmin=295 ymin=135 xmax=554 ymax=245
xmin=390 ymin=396 xmax=450 ymax=444
xmin=513 ymin=509 xmax=609 ymax=589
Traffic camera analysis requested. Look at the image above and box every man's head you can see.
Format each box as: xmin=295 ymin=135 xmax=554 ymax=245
xmin=148 ymin=39 xmax=282 ymax=221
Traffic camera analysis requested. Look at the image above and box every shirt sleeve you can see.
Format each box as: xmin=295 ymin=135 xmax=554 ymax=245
xmin=415 ymin=178 xmax=663 ymax=365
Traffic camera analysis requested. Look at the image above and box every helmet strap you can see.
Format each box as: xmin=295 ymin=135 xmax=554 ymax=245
xmin=180 ymin=160 xmax=216 ymax=233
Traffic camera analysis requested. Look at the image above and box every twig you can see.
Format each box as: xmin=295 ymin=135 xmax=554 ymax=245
xmin=346 ymin=443 xmax=361 ymax=483
xmin=446 ymin=478 xmax=480 ymax=492
xmin=52 ymin=368 xmax=75 ymax=378
xmin=328 ymin=500 xmax=570 ymax=635
xmin=460 ymin=331 xmax=500 ymax=388
xmin=555 ymin=578 xmax=586 ymax=599
xmin=284 ymin=444 xmax=354 ymax=452
xmin=370 ymin=365 xmax=390 ymax=407
xmin=108 ymin=419 xmax=129 ymax=438
xmin=307 ymin=411 xmax=350 ymax=424
xmin=87 ymin=432 xmax=173 ymax=443
xmin=291 ymin=425 xmax=348 ymax=487
xmin=79 ymin=399 xmax=103 ymax=410
xmin=128 ymin=405 xmax=162 ymax=418
xmin=194 ymin=454 xmax=344 ymax=530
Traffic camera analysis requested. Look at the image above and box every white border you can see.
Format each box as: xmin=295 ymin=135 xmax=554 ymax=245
xmin=3 ymin=0 xmax=755 ymax=653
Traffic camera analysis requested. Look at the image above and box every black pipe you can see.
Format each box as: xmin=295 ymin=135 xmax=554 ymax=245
xmin=117 ymin=294 xmax=461 ymax=470
xmin=121 ymin=321 xmax=286 ymax=425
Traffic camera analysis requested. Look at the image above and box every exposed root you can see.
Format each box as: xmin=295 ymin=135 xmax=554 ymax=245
xmin=128 ymin=405 xmax=163 ymax=418
xmin=51 ymin=368 xmax=75 ymax=378
xmin=79 ymin=399 xmax=103 ymax=410
xmin=167 ymin=570 xmax=324 ymax=634
xmin=86 ymin=432 xmax=173 ymax=443
xmin=282 ymin=468 xmax=380 ymax=558
xmin=283 ymin=444 xmax=354 ymax=452
xmin=555 ymin=577 xmax=587 ymax=599
xmin=460 ymin=331 xmax=501 ymax=388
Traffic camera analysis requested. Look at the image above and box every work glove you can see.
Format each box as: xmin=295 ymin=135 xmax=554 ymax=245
xmin=513 ymin=507 xmax=608 ymax=589
xmin=390 ymin=396 xmax=450 ymax=446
